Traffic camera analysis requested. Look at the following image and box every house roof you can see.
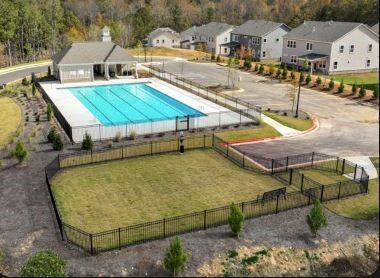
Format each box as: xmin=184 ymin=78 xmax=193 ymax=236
xmin=147 ymin=27 xmax=180 ymax=40
xmin=53 ymin=42 xmax=136 ymax=65
xmin=371 ymin=23 xmax=379 ymax=34
xmin=232 ymin=20 xmax=289 ymax=37
xmin=297 ymin=53 xmax=328 ymax=61
xmin=284 ymin=21 xmax=365 ymax=42
xmin=180 ymin=26 xmax=198 ymax=37
xmin=197 ymin=22 xmax=234 ymax=37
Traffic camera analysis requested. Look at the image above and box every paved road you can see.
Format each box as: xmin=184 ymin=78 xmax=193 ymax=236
xmin=162 ymin=60 xmax=379 ymax=157
xmin=0 ymin=65 xmax=51 ymax=84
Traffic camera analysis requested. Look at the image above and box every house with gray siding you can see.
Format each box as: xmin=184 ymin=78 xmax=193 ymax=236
xmin=182 ymin=22 xmax=234 ymax=55
xmin=227 ymin=20 xmax=291 ymax=60
xmin=282 ymin=21 xmax=379 ymax=75
xmin=53 ymin=27 xmax=137 ymax=83
xmin=146 ymin=28 xmax=180 ymax=48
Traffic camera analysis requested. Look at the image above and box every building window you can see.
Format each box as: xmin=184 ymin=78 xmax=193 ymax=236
xmin=333 ymin=61 xmax=338 ymax=69
xmin=191 ymin=36 xmax=195 ymax=41
xmin=276 ymin=38 xmax=279 ymax=42
xmin=224 ymin=37 xmax=227 ymax=42
xmin=233 ymin=35 xmax=239 ymax=41
xmin=212 ymin=37 xmax=214 ymax=42
xmin=287 ymin=40 xmax=296 ymax=48
xmin=349 ymin=45 xmax=354 ymax=53
xmin=262 ymin=51 xmax=266 ymax=57
xmin=290 ymin=55 xmax=297 ymax=63
xmin=156 ymin=39 xmax=159 ymax=43
xmin=366 ymin=59 xmax=371 ymax=67
xmin=339 ymin=45 xmax=344 ymax=53
xmin=224 ymin=47 xmax=228 ymax=53
xmin=306 ymin=42 xmax=313 ymax=51
xmin=172 ymin=40 xmax=174 ymax=43
xmin=162 ymin=39 xmax=165 ymax=43
xmin=368 ymin=44 xmax=372 ymax=52
xmin=263 ymin=38 xmax=267 ymax=42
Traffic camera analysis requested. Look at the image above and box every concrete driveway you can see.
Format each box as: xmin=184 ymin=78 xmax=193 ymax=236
xmin=162 ymin=60 xmax=379 ymax=157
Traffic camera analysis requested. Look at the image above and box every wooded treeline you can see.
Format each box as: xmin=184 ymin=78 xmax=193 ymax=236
xmin=0 ymin=0 xmax=378 ymax=67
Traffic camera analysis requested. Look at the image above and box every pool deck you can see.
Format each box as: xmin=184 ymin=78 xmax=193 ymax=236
xmin=39 ymin=78 xmax=240 ymax=128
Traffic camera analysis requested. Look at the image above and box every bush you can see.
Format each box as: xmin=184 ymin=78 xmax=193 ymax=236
xmin=216 ymin=55 xmax=221 ymax=63
xmin=306 ymin=199 xmax=327 ymax=237
xmin=276 ymin=68 xmax=281 ymax=78
xmin=32 ymin=83 xmax=36 ymax=96
xmin=328 ymin=78 xmax=335 ymax=90
xmin=21 ymin=250 xmax=67 ymax=277
xmin=305 ymin=74 xmax=311 ymax=85
xmin=47 ymin=128 xmax=57 ymax=143
xmin=338 ymin=81 xmax=345 ymax=93
xmin=22 ymin=77 xmax=29 ymax=86
xmin=129 ymin=131 xmax=136 ymax=140
xmin=373 ymin=89 xmax=379 ymax=100
xmin=82 ymin=133 xmax=93 ymax=150
xmin=282 ymin=68 xmax=288 ymax=79
xmin=11 ymin=141 xmax=28 ymax=163
xmin=258 ymin=64 xmax=264 ymax=74
xmin=359 ymin=87 xmax=366 ymax=98
xmin=52 ymin=134 xmax=63 ymax=151
xmin=290 ymin=70 xmax=295 ymax=80
xmin=254 ymin=64 xmax=259 ymax=72
xmin=351 ymin=83 xmax=358 ymax=94
xmin=211 ymin=52 xmax=215 ymax=61
xmin=46 ymin=103 xmax=52 ymax=121
xmin=114 ymin=131 xmax=121 ymax=142
xmin=299 ymin=72 xmax=305 ymax=83
xmin=243 ymin=57 xmax=252 ymax=70
xmin=163 ymin=237 xmax=187 ymax=276
xmin=228 ymin=202 xmax=244 ymax=237
xmin=316 ymin=76 xmax=322 ymax=86
xmin=269 ymin=66 xmax=275 ymax=76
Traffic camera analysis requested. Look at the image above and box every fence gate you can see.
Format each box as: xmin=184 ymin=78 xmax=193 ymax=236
xmin=176 ymin=116 xmax=189 ymax=131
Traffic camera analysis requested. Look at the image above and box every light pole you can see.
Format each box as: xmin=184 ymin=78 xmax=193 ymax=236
xmin=295 ymin=73 xmax=302 ymax=118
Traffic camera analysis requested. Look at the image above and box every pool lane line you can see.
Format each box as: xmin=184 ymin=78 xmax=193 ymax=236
xmin=91 ymin=87 xmax=137 ymax=124
xmin=76 ymin=89 xmax=116 ymax=126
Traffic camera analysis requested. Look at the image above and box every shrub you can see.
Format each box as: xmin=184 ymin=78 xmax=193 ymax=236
xmin=46 ymin=103 xmax=52 ymax=121
xmin=21 ymin=250 xmax=67 ymax=277
xmin=306 ymin=200 xmax=327 ymax=237
xmin=47 ymin=66 xmax=52 ymax=77
xmin=114 ymin=131 xmax=121 ymax=142
xmin=243 ymin=57 xmax=252 ymax=70
xmin=11 ymin=141 xmax=28 ymax=163
xmin=282 ymin=68 xmax=288 ymax=79
xmin=129 ymin=131 xmax=136 ymax=140
xmin=254 ymin=64 xmax=259 ymax=72
xmin=216 ymin=55 xmax=221 ymax=63
xmin=276 ymin=68 xmax=281 ymax=78
xmin=299 ymin=72 xmax=305 ymax=83
xmin=328 ymin=78 xmax=335 ymax=90
xmin=269 ymin=66 xmax=275 ymax=76
xmin=338 ymin=81 xmax=345 ymax=93
xmin=359 ymin=87 xmax=366 ymax=98
xmin=52 ymin=134 xmax=63 ymax=151
xmin=351 ymin=83 xmax=358 ymax=94
xmin=82 ymin=133 xmax=93 ymax=150
xmin=211 ymin=52 xmax=215 ymax=61
xmin=305 ymin=74 xmax=311 ymax=85
xmin=228 ymin=202 xmax=244 ymax=237
xmin=290 ymin=70 xmax=295 ymax=80
xmin=258 ymin=64 xmax=264 ymax=74
xmin=22 ymin=77 xmax=29 ymax=86
xmin=316 ymin=76 xmax=322 ymax=86
xmin=163 ymin=237 xmax=187 ymax=276
xmin=47 ymin=128 xmax=57 ymax=143
xmin=32 ymin=83 xmax=36 ymax=96
xmin=373 ymin=89 xmax=379 ymax=100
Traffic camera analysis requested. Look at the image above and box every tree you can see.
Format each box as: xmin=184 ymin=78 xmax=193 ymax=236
xmin=82 ymin=133 xmax=93 ymax=150
xmin=32 ymin=83 xmax=36 ymax=96
xmin=276 ymin=68 xmax=281 ymax=78
xmin=228 ymin=203 xmax=244 ymax=237
xmin=328 ymin=78 xmax=335 ymax=90
xmin=171 ymin=4 xmax=184 ymax=32
xmin=299 ymin=72 xmax=305 ymax=83
xmin=351 ymin=83 xmax=358 ymax=94
xmin=254 ymin=64 xmax=259 ymax=72
xmin=163 ymin=237 xmax=187 ymax=277
xmin=21 ymin=250 xmax=67 ymax=277
xmin=316 ymin=76 xmax=322 ymax=87
xmin=216 ymin=55 xmax=221 ymax=63
xmin=290 ymin=70 xmax=296 ymax=80
xmin=306 ymin=200 xmax=327 ymax=237
xmin=258 ymin=64 xmax=264 ymax=74
xmin=305 ymin=74 xmax=311 ymax=85
xmin=0 ymin=0 xmax=18 ymax=66
xmin=132 ymin=7 xmax=154 ymax=46
xmin=46 ymin=103 xmax=52 ymax=121
xmin=53 ymin=134 xmax=63 ymax=151
xmin=47 ymin=128 xmax=57 ymax=143
xmin=359 ymin=87 xmax=366 ymax=98
xmin=11 ymin=141 xmax=27 ymax=163
xmin=338 ymin=81 xmax=345 ymax=93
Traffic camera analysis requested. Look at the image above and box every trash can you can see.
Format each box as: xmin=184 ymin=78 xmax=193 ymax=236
xmin=179 ymin=145 xmax=184 ymax=154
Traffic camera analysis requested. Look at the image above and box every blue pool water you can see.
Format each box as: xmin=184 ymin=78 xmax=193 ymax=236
xmin=65 ymin=83 xmax=204 ymax=126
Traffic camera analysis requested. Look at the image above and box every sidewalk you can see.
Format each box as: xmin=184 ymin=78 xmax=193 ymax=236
xmin=343 ymin=156 xmax=378 ymax=179
xmin=261 ymin=114 xmax=301 ymax=137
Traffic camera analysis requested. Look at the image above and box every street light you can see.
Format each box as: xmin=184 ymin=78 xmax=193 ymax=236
xmin=295 ymin=73 xmax=302 ymax=118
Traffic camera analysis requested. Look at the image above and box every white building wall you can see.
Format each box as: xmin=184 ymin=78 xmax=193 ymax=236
xmin=215 ymin=28 xmax=234 ymax=55
xmin=149 ymin=34 xmax=180 ymax=48
xmin=261 ymin=27 xmax=288 ymax=60
xmin=329 ymin=26 xmax=379 ymax=74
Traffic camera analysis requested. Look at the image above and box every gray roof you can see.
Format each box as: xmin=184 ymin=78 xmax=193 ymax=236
xmin=197 ymin=22 xmax=234 ymax=37
xmin=232 ymin=20 xmax=289 ymax=37
xmin=180 ymin=26 xmax=199 ymax=37
xmin=284 ymin=21 xmax=364 ymax=42
xmin=371 ymin=23 xmax=379 ymax=34
xmin=53 ymin=42 xmax=136 ymax=65
xmin=148 ymin=27 xmax=180 ymax=40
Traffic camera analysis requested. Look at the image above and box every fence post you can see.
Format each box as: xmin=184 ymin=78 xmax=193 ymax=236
xmin=320 ymin=185 xmax=324 ymax=203
xmin=212 ymin=134 xmax=215 ymax=148
xmin=301 ymin=174 xmax=304 ymax=192
xmin=151 ymin=141 xmax=153 ymax=155
xmin=275 ymin=194 xmax=279 ymax=214
xmin=90 ymin=234 xmax=94 ymax=255
xmin=285 ymin=156 xmax=289 ymax=171
xmin=203 ymin=210 xmax=207 ymax=230
xmin=121 ymin=146 xmax=124 ymax=159
xmin=289 ymin=169 xmax=293 ymax=185
xmin=341 ymin=159 xmax=346 ymax=175
xmin=338 ymin=182 xmax=342 ymax=199
xmin=91 ymin=149 xmax=93 ymax=163
xmin=308 ymin=190 xmax=311 ymax=205
xmin=311 ymin=152 xmax=315 ymax=167
xmin=353 ymin=164 xmax=357 ymax=180
xmin=203 ymin=134 xmax=206 ymax=148
xmin=271 ymin=159 xmax=274 ymax=175
xmin=226 ymin=143 xmax=229 ymax=157
xmin=118 ymin=228 xmax=121 ymax=250
xmin=243 ymin=152 xmax=245 ymax=168
xmin=335 ymin=157 xmax=340 ymax=172
xmin=163 ymin=218 xmax=166 ymax=238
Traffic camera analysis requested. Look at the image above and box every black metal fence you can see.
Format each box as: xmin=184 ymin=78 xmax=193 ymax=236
xmin=45 ymin=134 xmax=369 ymax=254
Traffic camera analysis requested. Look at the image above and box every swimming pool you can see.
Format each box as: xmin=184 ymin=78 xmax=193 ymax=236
xmin=66 ymin=83 xmax=204 ymax=126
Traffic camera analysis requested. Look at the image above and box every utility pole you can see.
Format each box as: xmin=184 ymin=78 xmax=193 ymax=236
xmin=295 ymin=74 xmax=302 ymax=118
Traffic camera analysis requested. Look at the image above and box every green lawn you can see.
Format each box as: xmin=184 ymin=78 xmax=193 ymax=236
xmin=328 ymin=72 xmax=379 ymax=85
xmin=0 ymin=96 xmax=21 ymax=147
xmin=52 ymin=149 xmax=284 ymax=233
xmin=299 ymin=169 xmax=349 ymax=185
xmin=264 ymin=111 xmax=314 ymax=131
xmin=215 ymin=122 xmax=281 ymax=143
xmin=325 ymin=157 xmax=379 ymax=220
